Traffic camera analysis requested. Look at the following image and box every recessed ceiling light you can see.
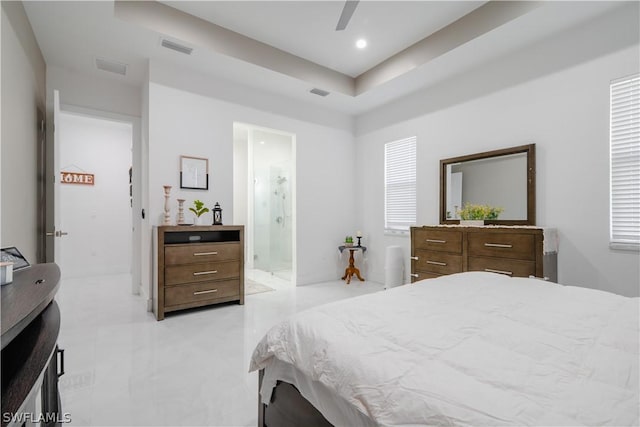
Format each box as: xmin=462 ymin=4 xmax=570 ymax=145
xmin=260 ymin=141 xmax=265 ymax=145
xmin=356 ymin=39 xmax=367 ymax=49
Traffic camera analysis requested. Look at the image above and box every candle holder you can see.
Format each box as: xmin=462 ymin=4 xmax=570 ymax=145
xmin=177 ymin=198 xmax=185 ymax=224
xmin=212 ymin=202 xmax=223 ymax=225
xmin=163 ymin=185 xmax=172 ymax=225
xmin=357 ymin=236 xmax=362 ymax=247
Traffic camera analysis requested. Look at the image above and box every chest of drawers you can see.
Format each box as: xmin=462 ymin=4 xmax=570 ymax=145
xmin=410 ymin=226 xmax=549 ymax=283
xmin=154 ymin=225 xmax=244 ymax=320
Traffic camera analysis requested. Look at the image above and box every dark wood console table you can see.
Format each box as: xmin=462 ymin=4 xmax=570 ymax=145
xmin=1 ymin=263 xmax=64 ymax=427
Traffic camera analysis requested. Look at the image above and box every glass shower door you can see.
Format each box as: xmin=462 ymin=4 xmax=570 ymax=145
xmin=252 ymin=162 xmax=292 ymax=279
xmin=269 ymin=164 xmax=292 ymax=279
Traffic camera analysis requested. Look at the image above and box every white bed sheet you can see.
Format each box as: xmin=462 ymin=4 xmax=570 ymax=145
xmin=250 ymin=272 xmax=639 ymax=426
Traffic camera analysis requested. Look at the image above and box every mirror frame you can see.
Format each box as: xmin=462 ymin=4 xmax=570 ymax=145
xmin=440 ymin=143 xmax=536 ymax=226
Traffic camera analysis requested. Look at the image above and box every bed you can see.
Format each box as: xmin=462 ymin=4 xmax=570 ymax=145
xmin=249 ymin=272 xmax=639 ymax=426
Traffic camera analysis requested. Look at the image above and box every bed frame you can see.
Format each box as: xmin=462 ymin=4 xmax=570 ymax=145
xmin=258 ymin=369 xmax=333 ymax=427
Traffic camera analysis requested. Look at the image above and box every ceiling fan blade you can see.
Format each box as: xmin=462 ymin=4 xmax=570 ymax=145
xmin=335 ymin=0 xmax=360 ymax=31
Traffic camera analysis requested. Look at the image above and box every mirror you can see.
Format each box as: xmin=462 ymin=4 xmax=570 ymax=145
xmin=440 ymin=144 xmax=535 ymax=225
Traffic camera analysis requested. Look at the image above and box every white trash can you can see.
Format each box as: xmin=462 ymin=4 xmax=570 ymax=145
xmin=384 ymin=245 xmax=405 ymax=289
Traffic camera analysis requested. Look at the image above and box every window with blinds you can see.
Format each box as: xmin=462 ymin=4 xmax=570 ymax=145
xmin=385 ymin=136 xmax=416 ymax=232
xmin=610 ymin=74 xmax=640 ymax=249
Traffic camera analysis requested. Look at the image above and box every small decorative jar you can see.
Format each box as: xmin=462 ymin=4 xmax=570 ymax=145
xmin=1 ymin=262 xmax=14 ymax=286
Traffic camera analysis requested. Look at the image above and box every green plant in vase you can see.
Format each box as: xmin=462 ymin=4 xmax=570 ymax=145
xmin=457 ymin=202 xmax=504 ymax=223
xmin=189 ymin=200 xmax=209 ymax=225
xmin=344 ymin=236 xmax=354 ymax=247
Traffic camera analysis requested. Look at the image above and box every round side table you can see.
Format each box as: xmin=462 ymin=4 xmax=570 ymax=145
xmin=338 ymin=245 xmax=367 ymax=284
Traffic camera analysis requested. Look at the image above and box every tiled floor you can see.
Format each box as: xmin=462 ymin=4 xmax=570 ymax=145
xmin=56 ymin=273 xmax=383 ymax=426
xmin=245 ymin=268 xmax=294 ymax=291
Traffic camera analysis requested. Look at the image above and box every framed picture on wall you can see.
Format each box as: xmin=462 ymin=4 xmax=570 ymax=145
xmin=180 ymin=155 xmax=209 ymax=190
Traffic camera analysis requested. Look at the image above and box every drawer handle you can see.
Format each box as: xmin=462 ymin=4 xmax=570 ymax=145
xmin=193 ymin=270 xmax=218 ymax=276
xmin=484 ymin=268 xmax=513 ymax=276
xmin=484 ymin=243 xmax=513 ymax=248
xmin=426 ymin=239 xmax=446 ymax=244
xmin=194 ymin=289 xmax=218 ymax=295
xmin=57 ymin=347 xmax=65 ymax=378
xmin=194 ymin=251 xmax=218 ymax=256
xmin=427 ymin=260 xmax=447 ymax=266
xmin=410 ymin=273 xmax=419 ymax=278
xmin=410 ymin=256 xmax=419 ymax=260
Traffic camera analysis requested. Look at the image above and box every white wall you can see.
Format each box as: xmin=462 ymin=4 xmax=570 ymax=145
xmin=58 ymin=112 xmax=132 ymax=278
xmin=148 ymin=61 xmax=356 ymax=286
xmin=149 ymin=58 xmax=353 ymax=133
xmin=355 ymin=12 xmax=640 ymax=296
xmin=1 ymin=2 xmax=46 ymax=263
xmin=47 ymin=65 xmax=141 ymax=118
xmin=140 ymin=76 xmax=151 ymax=304
xmin=232 ymin=123 xmax=249 ymax=237
xmin=46 ymin=64 xmax=146 ymax=295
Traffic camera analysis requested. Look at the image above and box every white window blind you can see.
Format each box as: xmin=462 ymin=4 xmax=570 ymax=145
xmin=610 ymin=74 xmax=640 ymax=249
xmin=385 ymin=137 xmax=416 ymax=232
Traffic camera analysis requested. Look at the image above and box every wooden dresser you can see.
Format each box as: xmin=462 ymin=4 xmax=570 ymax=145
xmin=154 ymin=225 xmax=244 ymax=320
xmin=410 ymin=226 xmax=552 ymax=282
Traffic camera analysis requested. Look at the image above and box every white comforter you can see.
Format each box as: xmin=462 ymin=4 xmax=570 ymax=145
xmin=250 ymin=272 xmax=639 ymax=426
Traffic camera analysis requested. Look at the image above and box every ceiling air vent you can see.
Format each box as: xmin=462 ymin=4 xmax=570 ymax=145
xmin=161 ymin=38 xmax=193 ymax=55
xmin=95 ymin=58 xmax=127 ymax=76
xmin=310 ymin=88 xmax=330 ymax=97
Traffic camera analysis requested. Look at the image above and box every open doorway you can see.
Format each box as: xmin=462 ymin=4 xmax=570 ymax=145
xmin=233 ymin=122 xmax=296 ymax=290
xmin=57 ymin=110 xmax=133 ymax=279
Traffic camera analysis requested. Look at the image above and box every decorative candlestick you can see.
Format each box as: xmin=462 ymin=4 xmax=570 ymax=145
xmin=177 ymin=198 xmax=185 ymax=224
xmin=163 ymin=185 xmax=172 ymax=225
xmin=356 ymin=230 xmax=363 ymax=247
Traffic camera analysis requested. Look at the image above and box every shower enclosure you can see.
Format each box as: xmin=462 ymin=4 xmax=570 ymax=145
xmin=250 ymin=129 xmax=294 ymax=281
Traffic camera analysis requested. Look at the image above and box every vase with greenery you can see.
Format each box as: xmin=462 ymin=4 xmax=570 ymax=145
xmin=457 ymin=202 xmax=504 ymax=225
xmin=189 ymin=200 xmax=209 ymax=225
xmin=344 ymin=236 xmax=354 ymax=247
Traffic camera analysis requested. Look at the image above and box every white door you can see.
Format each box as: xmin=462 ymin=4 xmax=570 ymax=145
xmin=49 ymin=89 xmax=65 ymax=262
xmin=57 ymin=111 xmax=133 ymax=278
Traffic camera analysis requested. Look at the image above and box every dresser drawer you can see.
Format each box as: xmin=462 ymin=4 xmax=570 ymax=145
xmin=468 ymin=256 xmax=536 ymax=277
xmin=467 ymin=233 xmax=535 ymax=260
xmin=413 ymin=250 xmax=463 ymax=275
xmin=165 ymin=243 xmax=240 ymax=266
xmin=414 ymin=229 xmax=462 ymax=253
xmin=165 ymin=261 xmax=240 ymax=285
xmin=164 ymin=279 xmax=240 ymax=307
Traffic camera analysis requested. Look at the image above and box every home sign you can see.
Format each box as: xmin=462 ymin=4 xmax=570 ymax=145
xmin=61 ymin=171 xmax=95 ymax=185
